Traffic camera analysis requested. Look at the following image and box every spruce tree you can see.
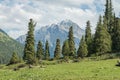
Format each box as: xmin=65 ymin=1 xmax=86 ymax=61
xmin=85 ymin=20 xmax=92 ymax=56
xmin=93 ymin=16 xmax=111 ymax=55
xmin=68 ymin=26 xmax=76 ymax=57
xmin=104 ymin=0 xmax=114 ymax=33
xmin=36 ymin=41 xmax=44 ymax=60
xmin=112 ymin=18 xmax=120 ymax=52
xmin=77 ymin=36 xmax=88 ymax=58
xmin=54 ymin=39 xmax=61 ymax=59
xmin=93 ymin=15 xmax=102 ymax=55
xmin=23 ymin=19 xmax=36 ymax=64
xmin=45 ymin=40 xmax=50 ymax=60
xmin=105 ymin=0 xmax=110 ymax=21
xmin=62 ymin=40 xmax=69 ymax=59
xmin=9 ymin=52 xmax=19 ymax=64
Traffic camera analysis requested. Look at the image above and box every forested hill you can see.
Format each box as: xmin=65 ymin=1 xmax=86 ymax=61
xmin=0 ymin=29 xmax=24 ymax=64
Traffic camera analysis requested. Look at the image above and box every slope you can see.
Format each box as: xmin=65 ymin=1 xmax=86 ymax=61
xmin=0 ymin=29 xmax=24 ymax=64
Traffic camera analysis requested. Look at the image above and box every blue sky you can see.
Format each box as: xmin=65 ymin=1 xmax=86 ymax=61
xmin=0 ymin=0 xmax=120 ymax=39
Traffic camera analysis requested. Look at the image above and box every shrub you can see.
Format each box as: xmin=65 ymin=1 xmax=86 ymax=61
xmin=73 ymin=59 xmax=80 ymax=63
xmin=17 ymin=64 xmax=26 ymax=68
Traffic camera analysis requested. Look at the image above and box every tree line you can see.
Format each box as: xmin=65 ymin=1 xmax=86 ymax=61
xmin=9 ymin=0 xmax=120 ymax=65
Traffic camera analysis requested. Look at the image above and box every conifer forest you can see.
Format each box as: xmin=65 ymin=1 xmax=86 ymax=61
xmin=0 ymin=0 xmax=120 ymax=80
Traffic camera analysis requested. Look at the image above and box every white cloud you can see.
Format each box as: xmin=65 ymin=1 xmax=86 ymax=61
xmin=0 ymin=0 xmax=120 ymax=39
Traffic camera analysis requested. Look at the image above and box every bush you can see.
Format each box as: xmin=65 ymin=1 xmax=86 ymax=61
xmin=63 ymin=56 xmax=70 ymax=62
xmin=13 ymin=67 xmax=19 ymax=71
xmin=73 ymin=59 xmax=80 ymax=63
xmin=49 ymin=58 xmax=54 ymax=61
xmin=57 ymin=59 xmax=64 ymax=64
xmin=90 ymin=53 xmax=118 ymax=61
xmin=17 ymin=64 xmax=26 ymax=68
xmin=40 ymin=60 xmax=57 ymax=65
xmin=115 ymin=60 xmax=120 ymax=67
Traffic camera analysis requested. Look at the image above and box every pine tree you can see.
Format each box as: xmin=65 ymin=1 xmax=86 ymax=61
xmin=112 ymin=18 xmax=120 ymax=52
xmin=105 ymin=0 xmax=109 ymax=21
xmin=77 ymin=36 xmax=88 ymax=58
xmin=54 ymin=39 xmax=61 ymax=59
xmin=62 ymin=40 xmax=69 ymax=59
xmin=36 ymin=41 xmax=44 ymax=60
xmin=93 ymin=16 xmax=112 ymax=55
xmin=68 ymin=26 xmax=76 ymax=57
xmin=23 ymin=19 xmax=36 ymax=64
xmin=104 ymin=0 xmax=114 ymax=33
xmin=9 ymin=52 xmax=19 ymax=64
xmin=103 ymin=16 xmax=108 ymax=29
xmin=45 ymin=40 xmax=50 ymax=60
xmin=93 ymin=15 xmax=102 ymax=54
xmin=85 ymin=20 xmax=92 ymax=56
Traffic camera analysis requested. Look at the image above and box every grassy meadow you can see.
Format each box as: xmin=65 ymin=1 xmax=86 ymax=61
xmin=0 ymin=59 xmax=120 ymax=80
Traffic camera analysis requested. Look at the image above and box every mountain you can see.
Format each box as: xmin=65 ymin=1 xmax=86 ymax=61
xmin=16 ymin=20 xmax=85 ymax=57
xmin=0 ymin=29 xmax=24 ymax=64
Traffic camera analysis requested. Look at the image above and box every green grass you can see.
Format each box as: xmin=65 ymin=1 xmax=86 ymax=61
xmin=0 ymin=59 xmax=120 ymax=80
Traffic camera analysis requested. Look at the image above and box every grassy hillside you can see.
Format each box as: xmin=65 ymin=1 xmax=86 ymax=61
xmin=0 ymin=59 xmax=120 ymax=80
xmin=0 ymin=29 xmax=24 ymax=64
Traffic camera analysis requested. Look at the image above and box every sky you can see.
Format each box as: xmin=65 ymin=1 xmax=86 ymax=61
xmin=0 ymin=0 xmax=120 ymax=39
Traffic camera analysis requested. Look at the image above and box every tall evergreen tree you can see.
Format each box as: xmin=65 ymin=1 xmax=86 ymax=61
xmin=36 ymin=41 xmax=44 ymax=60
xmin=105 ymin=0 xmax=110 ymax=21
xmin=62 ymin=40 xmax=69 ymax=59
xmin=93 ymin=15 xmax=102 ymax=54
xmin=104 ymin=0 xmax=116 ymax=53
xmin=93 ymin=16 xmax=112 ymax=55
xmin=23 ymin=19 xmax=36 ymax=64
xmin=112 ymin=18 xmax=120 ymax=52
xmin=54 ymin=39 xmax=61 ymax=59
xmin=104 ymin=0 xmax=114 ymax=33
xmin=103 ymin=16 xmax=108 ymax=29
xmin=68 ymin=26 xmax=76 ymax=57
xmin=85 ymin=20 xmax=92 ymax=56
xmin=45 ymin=40 xmax=50 ymax=60
xmin=77 ymin=36 xmax=88 ymax=58
xmin=9 ymin=52 xmax=19 ymax=64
